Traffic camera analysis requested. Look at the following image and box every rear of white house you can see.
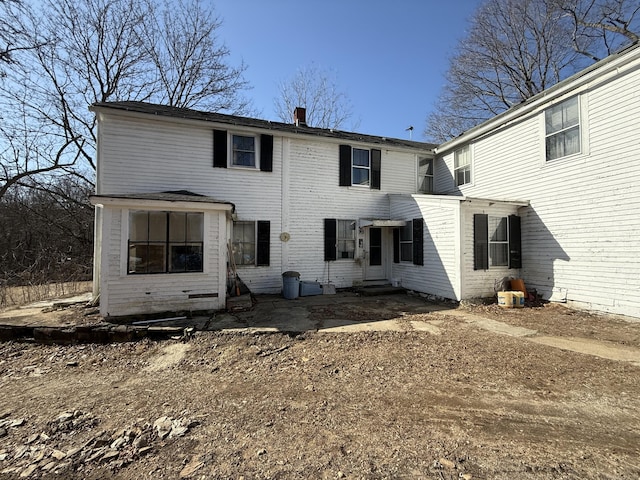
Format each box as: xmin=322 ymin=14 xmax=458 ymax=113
xmin=91 ymin=43 xmax=640 ymax=319
xmin=435 ymin=42 xmax=640 ymax=317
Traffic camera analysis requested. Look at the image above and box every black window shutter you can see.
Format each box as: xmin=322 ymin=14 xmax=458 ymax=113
xmin=393 ymin=228 xmax=400 ymax=263
xmin=260 ymin=134 xmax=273 ymax=172
xmin=339 ymin=145 xmax=352 ymax=186
xmin=371 ymin=149 xmax=381 ymax=190
xmin=508 ymin=215 xmax=522 ymax=269
xmin=256 ymin=221 xmax=270 ymax=266
xmin=324 ymin=218 xmax=337 ymax=261
xmin=213 ymin=130 xmax=227 ymax=168
xmin=412 ymin=218 xmax=424 ymax=266
xmin=474 ymin=214 xmax=489 ymax=270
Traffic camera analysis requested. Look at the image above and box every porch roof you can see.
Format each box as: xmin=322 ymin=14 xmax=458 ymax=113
xmin=90 ymin=190 xmax=236 ymax=213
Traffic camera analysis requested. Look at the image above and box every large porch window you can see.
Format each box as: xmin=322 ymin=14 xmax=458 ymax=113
xmin=128 ymin=211 xmax=204 ymax=274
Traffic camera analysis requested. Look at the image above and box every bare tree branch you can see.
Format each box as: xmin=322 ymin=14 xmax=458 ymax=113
xmin=425 ymin=0 xmax=639 ymax=143
xmin=274 ymin=64 xmax=357 ymax=130
xmin=0 ymin=0 xmax=252 ymax=202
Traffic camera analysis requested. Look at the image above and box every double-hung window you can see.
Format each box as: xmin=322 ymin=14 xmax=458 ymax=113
xmin=128 ymin=211 xmax=204 ymax=274
xmin=232 ymin=221 xmax=256 ymax=266
xmin=232 ymin=134 xmax=256 ymax=167
xmin=338 ymin=145 xmax=381 ymax=189
xmin=473 ymin=214 xmax=521 ymax=270
xmin=454 ymin=145 xmax=471 ymax=186
xmin=324 ymin=218 xmax=357 ymax=261
xmin=392 ymin=219 xmax=424 ymax=266
xmin=488 ymin=216 xmax=509 ymax=267
xmin=418 ymin=157 xmax=434 ymax=193
xmin=337 ymin=220 xmax=356 ymax=259
xmin=545 ymin=96 xmax=580 ymax=161
xmin=232 ymin=220 xmax=271 ymax=267
xmin=352 ymin=148 xmax=370 ymax=186
xmin=399 ymin=223 xmax=413 ymax=262
xmin=213 ymin=130 xmax=273 ymax=171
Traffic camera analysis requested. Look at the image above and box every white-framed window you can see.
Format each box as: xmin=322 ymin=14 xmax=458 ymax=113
xmin=232 ymin=221 xmax=256 ymax=265
xmin=545 ymin=96 xmax=580 ymax=161
xmin=489 ymin=216 xmax=508 ymax=267
xmin=352 ymin=148 xmax=370 ymax=186
xmin=231 ymin=133 xmax=258 ymax=168
xmin=128 ymin=211 xmax=204 ymax=274
xmin=418 ymin=157 xmax=434 ymax=193
xmin=337 ymin=220 xmax=356 ymax=259
xmin=231 ymin=220 xmax=270 ymax=267
xmin=454 ymin=145 xmax=471 ymax=186
xmin=399 ymin=222 xmax=413 ymax=262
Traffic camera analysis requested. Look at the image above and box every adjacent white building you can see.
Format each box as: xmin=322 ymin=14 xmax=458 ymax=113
xmin=90 ymin=42 xmax=640 ymax=319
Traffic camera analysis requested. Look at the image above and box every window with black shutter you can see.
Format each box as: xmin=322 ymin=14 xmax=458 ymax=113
xmin=474 ymin=213 xmax=521 ymax=270
xmin=213 ymin=130 xmax=227 ymax=168
xmin=232 ymin=220 xmax=270 ymax=267
xmin=260 ymin=134 xmax=273 ymax=172
xmin=412 ymin=218 xmax=424 ymax=266
xmin=256 ymin=221 xmax=270 ymax=266
xmin=474 ymin=214 xmax=489 ymax=270
xmin=339 ymin=144 xmax=381 ymax=189
xmin=508 ymin=215 xmax=522 ymax=269
xmin=371 ymin=149 xmax=381 ymax=190
xmin=324 ymin=218 xmax=337 ymax=261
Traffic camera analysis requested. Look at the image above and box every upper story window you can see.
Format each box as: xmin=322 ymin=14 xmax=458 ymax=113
xmin=454 ymin=145 xmax=471 ymax=186
xmin=352 ymin=148 xmax=370 ymax=186
xmin=545 ymin=96 xmax=580 ymax=161
xmin=418 ymin=157 xmax=433 ymax=193
xmin=213 ymin=130 xmax=273 ymax=172
xmin=128 ymin=211 xmax=204 ymax=274
xmin=232 ymin=134 xmax=257 ymax=167
xmin=339 ymin=145 xmax=381 ymax=190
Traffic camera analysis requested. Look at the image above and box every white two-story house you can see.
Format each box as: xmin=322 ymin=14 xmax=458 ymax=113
xmin=90 ymin=42 xmax=640 ymax=319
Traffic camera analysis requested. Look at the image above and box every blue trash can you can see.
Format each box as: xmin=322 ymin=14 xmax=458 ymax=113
xmin=282 ymin=271 xmax=300 ymax=299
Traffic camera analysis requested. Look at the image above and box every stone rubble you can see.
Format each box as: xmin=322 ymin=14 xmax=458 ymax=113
xmin=0 ymin=411 xmax=196 ymax=478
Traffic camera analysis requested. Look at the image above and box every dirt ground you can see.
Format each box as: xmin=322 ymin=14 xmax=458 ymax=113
xmin=1 ymin=296 xmax=640 ymax=479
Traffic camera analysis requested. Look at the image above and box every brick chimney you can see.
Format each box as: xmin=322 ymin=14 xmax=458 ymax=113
xmin=293 ymin=107 xmax=307 ymax=126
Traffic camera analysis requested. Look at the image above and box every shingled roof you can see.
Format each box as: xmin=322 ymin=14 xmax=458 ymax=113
xmin=91 ymin=101 xmax=436 ymax=152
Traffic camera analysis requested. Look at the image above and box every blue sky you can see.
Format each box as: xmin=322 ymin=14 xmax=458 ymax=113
xmin=215 ymin=1 xmax=483 ymax=141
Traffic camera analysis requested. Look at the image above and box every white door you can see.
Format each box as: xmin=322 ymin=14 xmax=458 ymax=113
xmin=364 ymin=227 xmax=386 ymax=280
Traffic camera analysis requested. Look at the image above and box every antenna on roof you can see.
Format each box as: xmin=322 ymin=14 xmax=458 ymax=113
xmin=405 ymin=125 xmax=414 ymax=140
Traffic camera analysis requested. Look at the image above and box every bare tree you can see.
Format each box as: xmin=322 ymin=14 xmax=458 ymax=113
xmin=139 ymin=0 xmax=251 ymax=113
xmin=0 ymin=0 xmax=22 ymax=64
xmin=553 ymin=0 xmax=639 ymax=60
xmin=425 ymin=0 xmax=640 ymax=142
xmin=274 ymin=64 xmax=356 ymax=129
xmin=0 ymin=0 xmax=250 ymax=199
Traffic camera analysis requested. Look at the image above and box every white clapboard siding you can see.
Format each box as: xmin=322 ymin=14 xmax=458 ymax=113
xmin=390 ymin=195 xmax=461 ymax=299
xmin=285 ymin=139 xmax=394 ymax=286
xmin=100 ymin=207 xmax=226 ymax=317
xmin=460 ymin=201 xmax=522 ymax=298
xmin=98 ymin=113 xmax=284 ymax=295
xmin=435 ymin=48 xmax=640 ymax=316
xmin=97 ymin=110 xmax=433 ymax=297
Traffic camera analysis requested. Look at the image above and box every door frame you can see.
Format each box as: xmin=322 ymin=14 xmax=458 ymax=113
xmin=363 ymin=227 xmax=389 ymax=281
